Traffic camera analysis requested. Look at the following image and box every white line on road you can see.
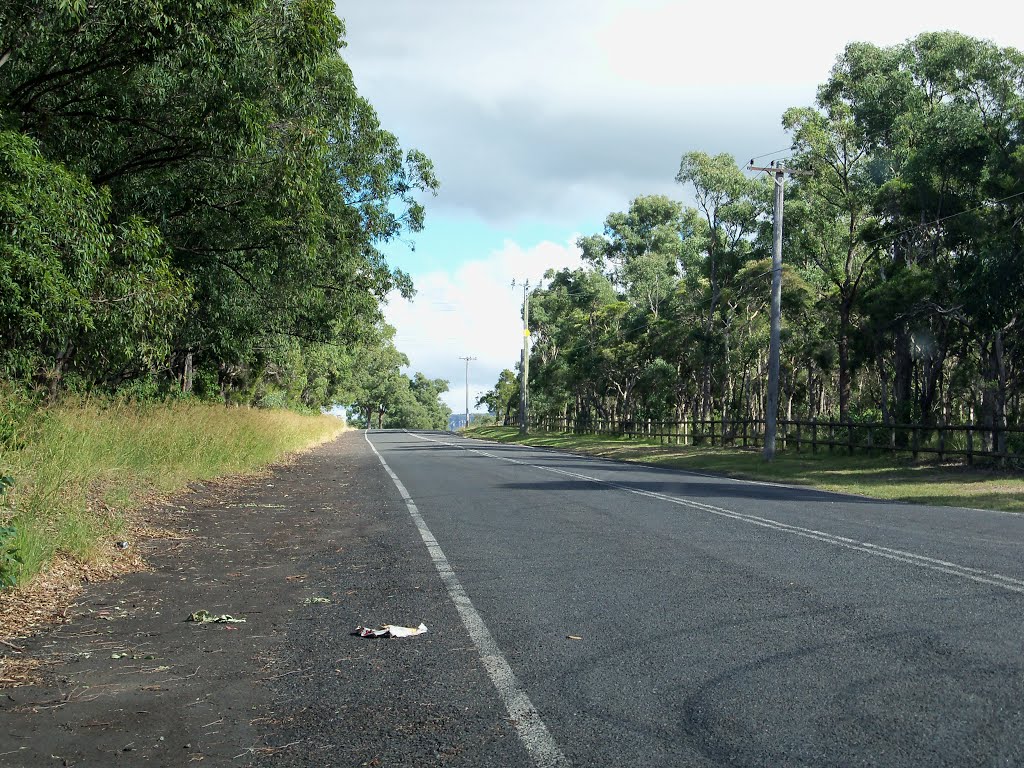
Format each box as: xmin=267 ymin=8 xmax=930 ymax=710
xmin=364 ymin=431 xmax=569 ymax=768
xmin=411 ymin=432 xmax=1024 ymax=596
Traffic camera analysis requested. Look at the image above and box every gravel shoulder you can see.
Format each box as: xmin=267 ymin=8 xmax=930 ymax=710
xmin=1 ymin=431 xmax=523 ymax=767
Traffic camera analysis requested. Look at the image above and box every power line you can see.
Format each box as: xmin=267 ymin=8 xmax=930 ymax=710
xmin=748 ymin=146 xmax=793 ymax=162
xmin=862 ymin=189 xmax=1024 ymax=248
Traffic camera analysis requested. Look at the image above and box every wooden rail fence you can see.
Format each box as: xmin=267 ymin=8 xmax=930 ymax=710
xmin=532 ymin=416 xmax=1024 ymax=464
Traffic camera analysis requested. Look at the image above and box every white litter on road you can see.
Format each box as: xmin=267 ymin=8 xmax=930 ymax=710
xmin=354 ymin=622 xmax=428 ymax=638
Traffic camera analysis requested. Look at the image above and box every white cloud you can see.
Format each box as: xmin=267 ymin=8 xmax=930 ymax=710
xmin=340 ymin=0 xmax=1024 ymax=223
xmin=383 ymin=238 xmax=584 ymax=413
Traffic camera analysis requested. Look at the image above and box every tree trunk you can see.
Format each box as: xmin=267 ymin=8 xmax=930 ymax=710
xmin=182 ymin=352 xmax=194 ymax=394
xmin=838 ymin=304 xmax=852 ymax=423
xmin=981 ymin=331 xmax=1008 ymax=455
xmin=893 ymin=326 xmax=913 ymax=444
xmin=807 ymin=360 xmax=815 ymax=421
xmin=877 ymin=353 xmax=891 ymax=427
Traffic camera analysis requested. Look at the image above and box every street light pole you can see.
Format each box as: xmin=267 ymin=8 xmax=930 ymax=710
xmin=458 ymin=355 xmax=476 ymax=430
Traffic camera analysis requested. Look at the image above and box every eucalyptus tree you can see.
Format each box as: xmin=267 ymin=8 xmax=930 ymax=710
xmin=526 ymin=268 xmax=625 ymax=421
xmin=577 ymin=195 xmax=684 ymax=320
xmin=0 ymin=0 xmax=437 ymax=403
xmin=821 ymin=32 xmax=1024 ymax=439
xmin=783 ymin=100 xmax=881 ymax=423
xmin=0 ymin=129 xmax=187 ymax=392
xmin=477 ymin=370 xmax=520 ymax=426
xmin=675 ymin=152 xmax=766 ymax=421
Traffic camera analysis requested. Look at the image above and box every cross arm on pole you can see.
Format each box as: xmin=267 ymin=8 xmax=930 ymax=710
xmin=748 ymin=165 xmax=813 ymax=175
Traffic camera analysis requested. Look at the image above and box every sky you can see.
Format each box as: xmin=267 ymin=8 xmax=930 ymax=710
xmin=336 ymin=0 xmax=1024 ymax=415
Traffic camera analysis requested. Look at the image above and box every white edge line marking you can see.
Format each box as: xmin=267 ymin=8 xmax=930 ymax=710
xmin=364 ymin=430 xmax=569 ymax=768
xmin=409 ymin=432 xmax=1024 ymax=596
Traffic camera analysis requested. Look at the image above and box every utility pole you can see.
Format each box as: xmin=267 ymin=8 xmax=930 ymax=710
xmin=458 ymin=355 xmax=476 ymax=430
xmin=512 ymin=279 xmax=530 ymax=435
xmin=748 ymin=161 xmax=811 ymax=460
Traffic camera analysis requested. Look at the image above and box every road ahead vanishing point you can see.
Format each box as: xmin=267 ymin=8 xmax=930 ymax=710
xmin=366 ymin=429 xmax=1024 ymax=767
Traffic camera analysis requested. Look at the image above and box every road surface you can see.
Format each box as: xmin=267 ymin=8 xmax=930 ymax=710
xmin=363 ymin=429 xmax=1024 ymax=767
xmin=4 ymin=429 xmax=1021 ymax=766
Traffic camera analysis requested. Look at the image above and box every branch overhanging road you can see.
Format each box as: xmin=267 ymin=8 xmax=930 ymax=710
xmin=367 ymin=428 xmax=1024 ymax=767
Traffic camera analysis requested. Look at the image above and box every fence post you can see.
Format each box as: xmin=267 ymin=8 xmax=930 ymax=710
xmin=912 ymin=425 xmax=920 ymax=460
xmin=848 ymin=422 xmax=854 ymax=456
xmin=938 ymin=426 xmax=945 ymax=462
xmin=743 ymin=419 xmax=748 ymax=448
xmin=967 ymin=426 xmax=974 ymax=466
xmin=812 ymin=420 xmax=818 ymax=454
xmin=796 ymin=421 xmax=802 ymax=454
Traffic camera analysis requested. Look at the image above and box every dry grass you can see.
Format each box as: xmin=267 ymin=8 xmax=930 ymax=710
xmin=0 ymin=399 xmax=344 ymax=649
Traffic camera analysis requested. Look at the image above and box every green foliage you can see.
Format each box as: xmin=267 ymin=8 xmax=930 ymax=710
xmin=0 ymin=1 xmax=437 ymax=408
xmin=503 ymin=32 xmax=1024 ymax=443
xmin=0 ymin=385 xmax=40 ymax=450
xmin=342 ymin=323 xmax=450 ymax=429
xmin=0 ymin=129 xmax=188 ymax=390
xmin=0 ymin=476 xmax=20 ymax=588
xmin=478 ymin=369 xmax=520 ymax=426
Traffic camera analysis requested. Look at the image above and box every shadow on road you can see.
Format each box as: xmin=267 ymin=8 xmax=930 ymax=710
xmin=494 ymin=478 xmax=876 ymax=504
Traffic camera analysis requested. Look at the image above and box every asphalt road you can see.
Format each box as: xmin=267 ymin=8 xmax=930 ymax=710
xmin=364 ymin=429 xmax=1024 ymax=767
xmin=4 ymin=429 xmax=1021 ymax=767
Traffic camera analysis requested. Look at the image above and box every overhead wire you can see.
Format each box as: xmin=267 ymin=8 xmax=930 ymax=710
xmin=748 ymin=146 xmax=794 ymax=163
xmin=861 ymin=188 xmax=1024 ymax=248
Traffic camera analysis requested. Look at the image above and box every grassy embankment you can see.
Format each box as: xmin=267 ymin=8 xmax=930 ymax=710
xmin=465 ymin=426 xmax=1024 ymax=513
xmin=0 ymin=398 xmax=344 ymax=589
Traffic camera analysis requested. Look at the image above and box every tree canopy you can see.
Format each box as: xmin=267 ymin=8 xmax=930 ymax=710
xmin=1 ymin=0 xmax=447 ymax=421
xmin=491 ymin=32 xmax=1024 ymax=453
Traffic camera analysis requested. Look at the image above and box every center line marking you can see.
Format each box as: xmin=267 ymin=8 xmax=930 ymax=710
xmin=410 ymin=432 xmax=1024 ymax=596
xmin=365 ymin=431 xmax=569 ymax=768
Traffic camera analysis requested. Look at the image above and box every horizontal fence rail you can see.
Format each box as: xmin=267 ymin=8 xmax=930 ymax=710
xmin=531 ymin=416 xmax=1024 ymax=464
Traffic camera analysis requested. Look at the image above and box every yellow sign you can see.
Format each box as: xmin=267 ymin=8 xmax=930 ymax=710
xmin=524 ymin=329 xmax=531 ymax=337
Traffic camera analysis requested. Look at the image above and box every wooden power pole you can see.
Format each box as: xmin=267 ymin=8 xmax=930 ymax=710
xmin=512 ymin=280 xmax=530 ymax=435
xmin=748 ymin=161 xmax=810 ymax=460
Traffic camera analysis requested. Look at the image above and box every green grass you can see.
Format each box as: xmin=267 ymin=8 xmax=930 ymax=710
xmin=0 ymin=398 xmax=344 ymax=586
xmin=465 ymin=426 xmax=1024 ymax=513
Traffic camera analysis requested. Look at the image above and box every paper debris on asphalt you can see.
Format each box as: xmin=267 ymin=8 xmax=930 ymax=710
xmin=186 ymin=610 xmax=246 ymax=624
xmin=354 ymin=622 xmax=428 ymax=638
xmin=303 ymin=596 xmax=332 ymax=604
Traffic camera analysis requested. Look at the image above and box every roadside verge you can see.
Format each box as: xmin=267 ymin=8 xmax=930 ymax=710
xmin=1 ymin=431 xmax=528 ymax=767
xmin=463 ymin=426 xmax=1024 ymax=513
xmin=0 ymin=400 xmax=344 ymax=647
